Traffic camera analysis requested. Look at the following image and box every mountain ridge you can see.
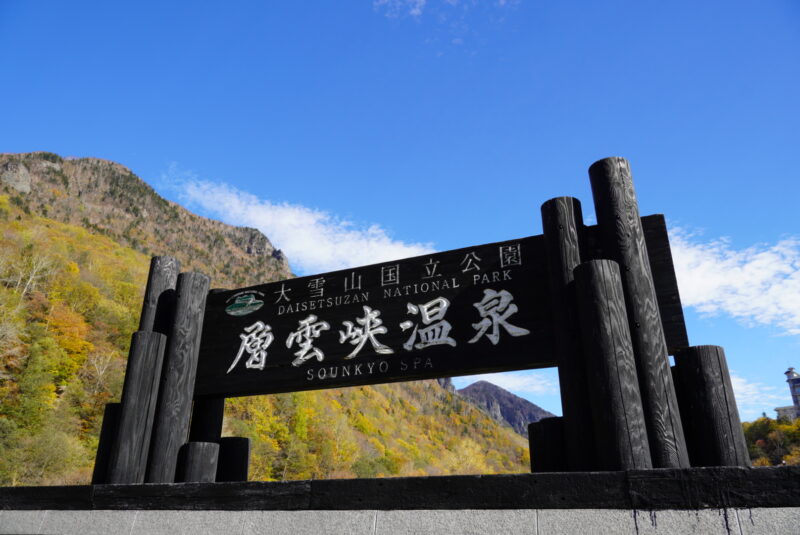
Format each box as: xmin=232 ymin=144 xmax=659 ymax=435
xmin=458 ymin=380 xmax=555 ymax=436
xmin=0 ymin=151 xmax=291 ymax=288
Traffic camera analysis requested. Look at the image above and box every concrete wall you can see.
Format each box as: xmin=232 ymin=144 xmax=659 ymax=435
xmin=1 ymin=508 xmax=798 ymax=535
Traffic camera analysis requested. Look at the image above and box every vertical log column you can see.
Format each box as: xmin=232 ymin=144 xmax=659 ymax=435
xmin=107 ymin=332 xmax=167 ymax=483
xmin=541 ymin=197 xmax=594 ymax=470
xmin=91 ymin=403 xmax=121 ymax=484
xmin=138 ymin=256 xmax=181 ymax=335
xmin=92 ymin=256 xmax=179 ymax=484
xmin=575 ymin=260 xmax=651 ymax=470
xmin=589 ymin=157 xmax=689 ymax=468
xmin=189 ymin=397 xmax=225 ymax=443
xmin=187 ymin=288 xmax=229 ymax=445
xmin=176 ymin=442 xmax=220 ymax=483
xmin=185 ymin=287 xmax=248 ymax=479
xmin=673 ymin=346 xmax=749 ymax=466
xmin=216 ymin=437 xmax=251 ymax=482
xmin=528 ymin=417 xmax=566 ymax=472
xmin=146 ymin=272 xmax=210 ymax=483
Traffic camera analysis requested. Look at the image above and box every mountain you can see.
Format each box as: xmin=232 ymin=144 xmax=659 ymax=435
xmin=0 ymin=151 xmax=531 ymax=485
xmin=437 ymin=377 xmax=456 ymax=392
xmin=458 ymin=380 xmax=555 ymax=436
xmin=0 ymin=152 xmax=291 ymax=288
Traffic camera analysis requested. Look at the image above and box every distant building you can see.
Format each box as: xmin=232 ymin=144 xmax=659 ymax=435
xmin=774 ymin=367 xmax=800 ymax=421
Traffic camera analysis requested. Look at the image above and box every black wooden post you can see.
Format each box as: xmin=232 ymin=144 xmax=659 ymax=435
xmin=107 ymin=331 xmax=167 ymax=484
xmin=138 ymin=256 xmax=180 ymax=335
xmin=92 ymin=256 xmax=179 ymax=484
xmin=541 ymin=197 xmax=594 ymax=471
xmin=640 ymin=216 xmax=690 ymax=353
xmin=528 ymin=417 xmax=566 ymax=472
xmin=189 ymin=397 xmax=225 ymax=443
xmin=91 ymin=403 xmax=121 ymax=484
xmin=146 ymin=272 xmax=211 ymax=483
xmin=673 ymin=345 xmax=750 ymax=466
xmin=575 ymin=260 xmax=651 ymax=471
xmin=669 ymin=363 xmax=693 ymax=467
xmin=176 ymin=442 xmax=219 ymax=483
xmin=188 ymin=289 xmax=228 ymax=445
xmin=216 ymin=437 xmax=251 ymax=482
xmin=589 ymin=157 xmax=690 ymax=469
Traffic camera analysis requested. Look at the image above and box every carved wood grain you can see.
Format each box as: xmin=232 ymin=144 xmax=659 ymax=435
xmin=575 ymin=260 xmax=651 ymax=470
xmin=108 ymin=331 xmax=167 ymax=484
xmin=146 ymin=272 xmax=210 ymax=483
xmin=541 ymin=197 xmax=594 ymax=471
xmin=138 ymin=256 xmax=180 ymax=335
xmin=673 ymin=345 xmax=750 ymax=466
xmin=589 ymin=157 xmax=689 ymax=468
xmin=176 ymin=442 xmax=220 ymax=483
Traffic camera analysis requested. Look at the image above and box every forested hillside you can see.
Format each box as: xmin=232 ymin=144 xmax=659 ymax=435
xmin=743 ymin=416 xmax=800 ymax=466
xmin=0 ymin=201 xmax=148 ymax=485
xmin=0 ymin=152 xmax=291 ymax=288
xmin=0 ymin=154 xmax=530 ymax=485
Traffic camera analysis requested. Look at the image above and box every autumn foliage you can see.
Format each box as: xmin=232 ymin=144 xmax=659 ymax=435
xmin=743 ymin=416 xmax=800 ymax=466
xmin=0 ymin=195 xmax=528 ymax=485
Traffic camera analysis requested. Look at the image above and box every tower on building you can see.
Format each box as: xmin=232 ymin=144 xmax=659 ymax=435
xmin=775 ymin=367 xmax=800 ymax=421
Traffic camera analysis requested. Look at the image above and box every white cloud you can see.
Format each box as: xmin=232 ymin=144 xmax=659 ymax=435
xmin=373 ymin=0 xmax=517 ymax=19
xmin=457 ymin=370 xmax=558 ymax=395
xmin=730 ymin=373 xmax=788 ymax=420
xmin=170 ymin=173 xmax=434 ymax=275
xmin=670 ymin=229 xmax=800 ymax=335
xmin=373 ymin=0 xmax=427 ymax=18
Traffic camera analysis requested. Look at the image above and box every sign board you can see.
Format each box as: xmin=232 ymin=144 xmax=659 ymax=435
xmin=196 ymin=234 xmax=552 ymax=397
xmin=195 ymin=215 xmax=686 ymax=398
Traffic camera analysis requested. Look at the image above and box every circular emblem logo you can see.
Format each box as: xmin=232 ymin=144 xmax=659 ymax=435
xmin=224 ymin=293 xmax=264 ymax=316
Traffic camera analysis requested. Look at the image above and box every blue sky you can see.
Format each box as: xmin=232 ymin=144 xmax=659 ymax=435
xmin=1 ymin=1 xmax=799 ymax=419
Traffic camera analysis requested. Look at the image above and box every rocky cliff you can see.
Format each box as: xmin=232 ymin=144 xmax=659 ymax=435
xmin=0 ymin=152 xmax=291 ymax=288
xmin=458 ymin=380 xmax=555 ymax=436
